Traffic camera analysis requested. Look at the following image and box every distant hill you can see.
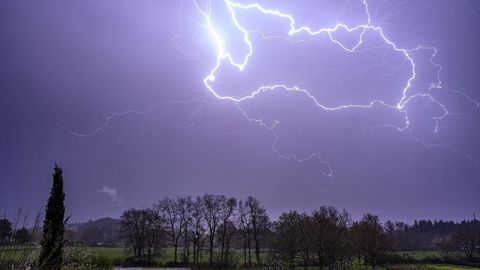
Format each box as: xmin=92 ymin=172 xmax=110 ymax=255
xmin=65 ymin=217 xmax=121 ymax=247
xmin=76 ymin=217 xmax=119 ymax=231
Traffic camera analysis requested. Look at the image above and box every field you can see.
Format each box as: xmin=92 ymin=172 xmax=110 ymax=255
xmin=90 ymin=248 xmax=480 ymax=269
xmin=395 ymin=251 xmax=463 ymax=260
xmin=92 ymin=247 xmax=262 ymax=264
xmin=2 ymin=247 xmax=479 ymax=269
xmin=92 ymin=247 xmax=225 ymax=263
xmin=379 ymin=265 xmax=480 ymax=270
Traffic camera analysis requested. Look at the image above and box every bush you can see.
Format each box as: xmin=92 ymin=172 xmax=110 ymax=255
xmin=112 ymin=257 xmax=123 ymax=266
xmin=262 ymin=251 xmax=290 ymax=270
xmin=93 ymin=254 xmax=113 ymax=269
xmin=63 ymin=247 xmax=112 ymax=270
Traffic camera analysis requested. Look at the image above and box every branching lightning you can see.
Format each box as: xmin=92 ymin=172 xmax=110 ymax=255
xmin=49 ymin=0 xmax=480 ymax=176
xmin=44 ymin=98 xmax=205 ymax=139
xmin=181 ymin=0 xmax=480 ymax=176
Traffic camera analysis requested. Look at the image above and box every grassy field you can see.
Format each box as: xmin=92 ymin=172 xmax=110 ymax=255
xmin=396 ymin=251 xmax=445 ymax=259
xmin=91 ymin=247 xmax=126 ymax=262
xmin=91 ymin=247 xmax=480 ymax=269
xmin=2 ymin=247 xmax=478 ymax=269
xmin=238 ymin=264 xmax=480 ymax=270
xmin=92 ymin=247 xmax=261 ymax=264
xmin=394 ymin=251 xmax=464 ymax=260
xmin=380 ymin=265 xmax=480 ymax=270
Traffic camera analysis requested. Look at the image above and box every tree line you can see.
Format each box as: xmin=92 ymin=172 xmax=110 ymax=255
xmin=119 ymin=195 xmax=480 ymax=269
xmin=119 ymin=195 xmax=269 ymax=268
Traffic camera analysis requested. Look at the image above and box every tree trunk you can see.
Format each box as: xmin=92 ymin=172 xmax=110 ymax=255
xmin=184 ymin=224 xmax=188 ymax=265
xmin=209 ymin=236 xmax=214 ymax=266
xmin=318 ymin=250 xmax=323 ymax=270
xmin=220 ymin=224 xmax=227 ymax=266
xmin=193 ymin=240 xmax=197 ymax=264
xmin=304 ymin=249 xmax=309 ymax=270
xmin=243 ymin=235 xmax=247 ymax=266
xmin=248 ymin=237 xmax=251 ymax=266
xmin=174 ymin=244 xmax=178 ymax=265
xmin=255 ymin=239 xmax=260 ymax=264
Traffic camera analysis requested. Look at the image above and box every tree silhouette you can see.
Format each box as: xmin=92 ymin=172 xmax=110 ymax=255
xmin=38 ymin=164 xmax=65 ymax=270
xmin=0 ymin=219 xmax=12 ymax=242
xmin=14 ymin=227 xmax=30 ymax=244
xmin=351 ymin=214 xmax=389 ymax=269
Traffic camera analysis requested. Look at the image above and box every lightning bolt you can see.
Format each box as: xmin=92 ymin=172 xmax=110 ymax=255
xmin=177 ymin=0 xmax=480 ymax=176
xmin=46 ymin=0 xmax=480 ymax=177
xmin=43 ymin=98 xmax=206 ymax=140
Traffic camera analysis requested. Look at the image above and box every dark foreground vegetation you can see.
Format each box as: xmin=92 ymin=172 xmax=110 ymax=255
xmin=112 ymin=196 xmax=480 ymax=270
xmin=0 ymin=165 xmax=479 ymax=269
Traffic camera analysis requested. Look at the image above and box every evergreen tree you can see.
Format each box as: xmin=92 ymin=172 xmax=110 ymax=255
xmin=38 ymin=164 xmax=65 ymax=270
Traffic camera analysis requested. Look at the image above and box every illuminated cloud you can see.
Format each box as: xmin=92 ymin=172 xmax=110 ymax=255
xmin=98 ymin=185 xmax=124 ymax=205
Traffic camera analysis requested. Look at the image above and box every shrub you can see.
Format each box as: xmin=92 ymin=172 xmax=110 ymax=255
xmin=63 ymin=247 xmax=112 ymax=270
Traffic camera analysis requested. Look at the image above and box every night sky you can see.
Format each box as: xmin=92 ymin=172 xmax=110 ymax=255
xmin=1 ymin=0 xmax=479 ymax=223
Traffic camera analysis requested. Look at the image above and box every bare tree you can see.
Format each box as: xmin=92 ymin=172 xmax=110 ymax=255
xmin=191 ymin=196 xmax=205 ymax=264
xmin=144 ymin=209 xmax=163 ymax=263
xmin=217 ymin=220 xmax=238 ymax=267
xmin=119 ymin=208 xmax=163 ymax=264
xmin=180 ymin=196 xmax=193 ymax=265
xmin=237 ymin=200 xmax=252 ymax=266
xmin=119 ymin=209 xmax=146 ymax=259
xmin=202 ymin=193 xmax=225 ymax=266
xmin=219 ymin=197 xmax=237 ymax=266
xmin=246 ymin=196 xmax=269 ymax=265
xmin=155 ymin=197 xmax=186 ymax=265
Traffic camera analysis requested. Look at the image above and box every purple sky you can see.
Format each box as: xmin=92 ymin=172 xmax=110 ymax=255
xmin=1 ymin=0 xmax=479 ymax=223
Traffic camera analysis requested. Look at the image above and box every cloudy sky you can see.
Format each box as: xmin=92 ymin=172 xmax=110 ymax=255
xmin=1 ymin=0 xmax=479 ymax=223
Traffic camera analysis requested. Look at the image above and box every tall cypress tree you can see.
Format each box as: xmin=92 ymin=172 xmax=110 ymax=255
xmin=39 ymin=164 xmax=65 ymax=270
